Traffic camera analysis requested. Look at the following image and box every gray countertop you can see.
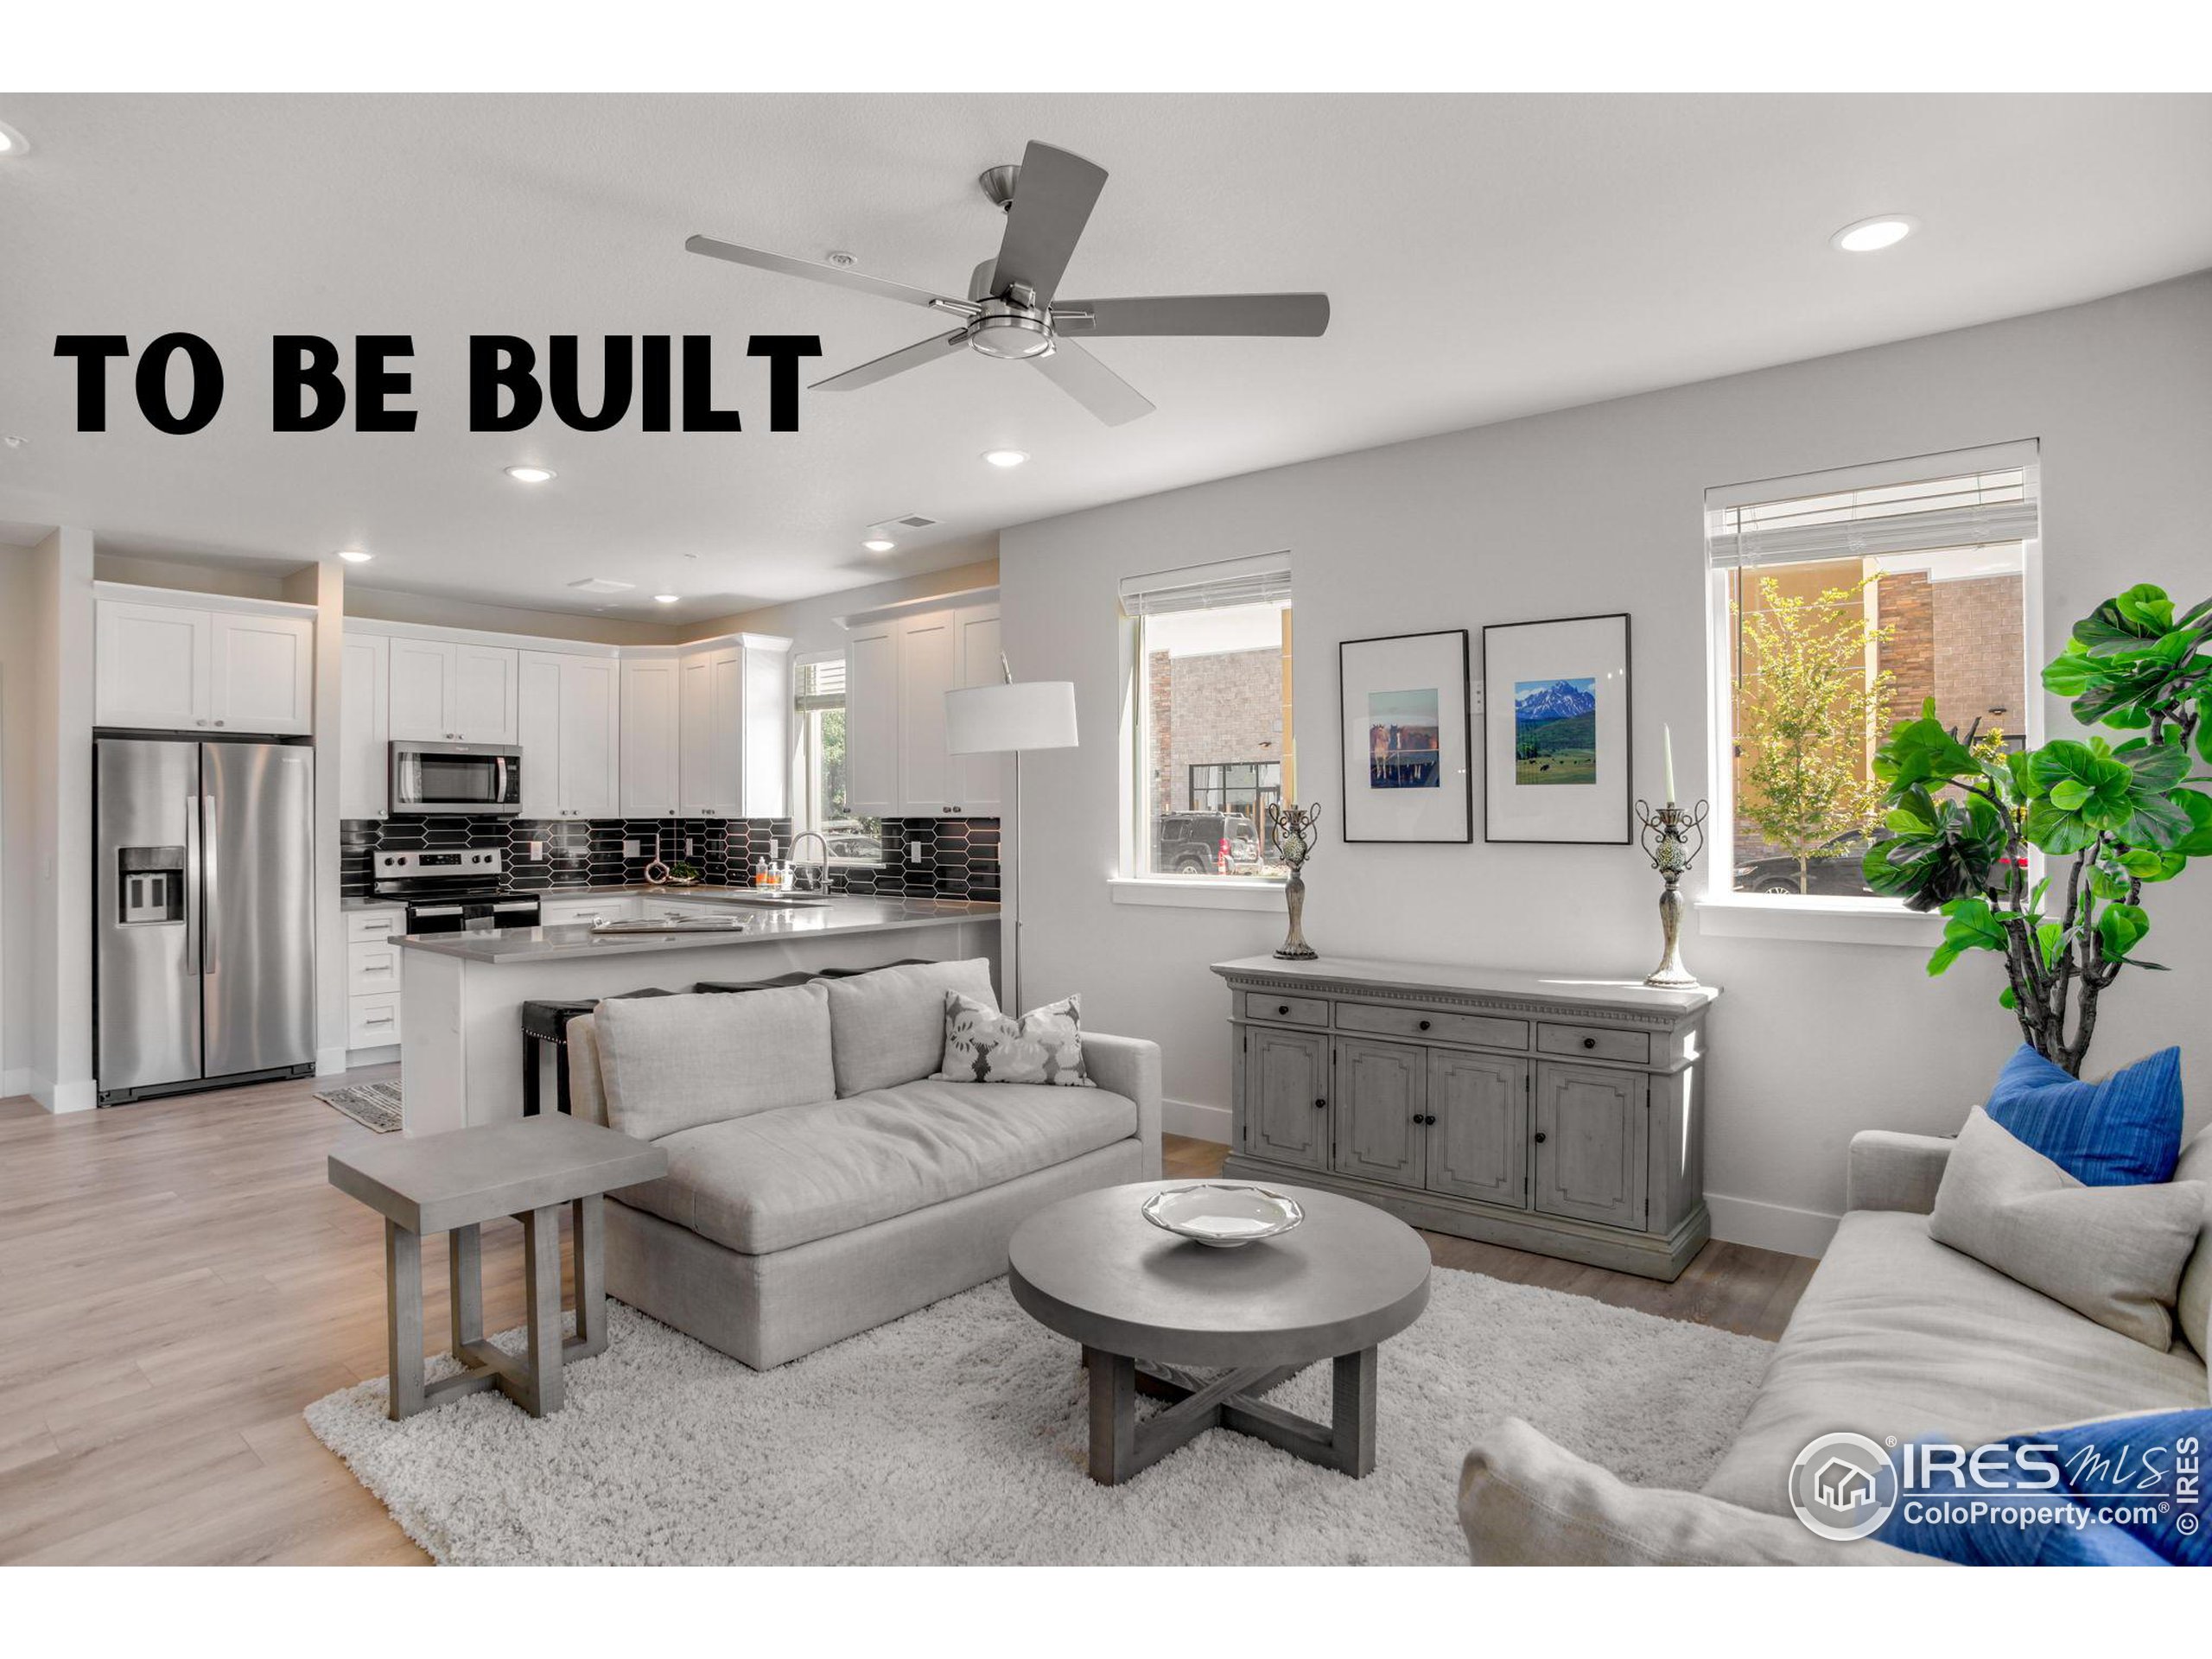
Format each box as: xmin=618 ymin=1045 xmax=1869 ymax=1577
xmin=392 ymin=895 xmax=999 ymax=963
xmin=342 ymin=882 xmax=862 ymax=912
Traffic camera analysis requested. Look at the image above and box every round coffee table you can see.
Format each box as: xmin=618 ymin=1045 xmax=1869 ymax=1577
xmin=1007 ymin=1180 xmax=1431 ymax=1485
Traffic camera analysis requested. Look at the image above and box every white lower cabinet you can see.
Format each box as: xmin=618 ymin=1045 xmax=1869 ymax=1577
xmin=540 ymin=894 xmax=639 ymax=928
xmin=345 ymin=906 xmax=407 ymax=1052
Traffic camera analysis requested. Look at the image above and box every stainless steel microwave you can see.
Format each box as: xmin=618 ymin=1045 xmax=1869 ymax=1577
xmin=389 ymin=741 xmax=523 ymax=816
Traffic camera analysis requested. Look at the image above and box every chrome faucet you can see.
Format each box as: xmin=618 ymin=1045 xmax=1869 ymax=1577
xmin=789 ymin=830 xmax=833 ymax=895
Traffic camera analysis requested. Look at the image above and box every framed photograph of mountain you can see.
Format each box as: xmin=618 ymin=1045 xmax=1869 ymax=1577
xmin=1337 ymin=629 xmax=1472 ymax=842
xmin=1481 ymin=613 xmax=1632 ymax=843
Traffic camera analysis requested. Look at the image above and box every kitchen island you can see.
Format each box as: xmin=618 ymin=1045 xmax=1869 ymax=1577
xmin=393 ymin=894 xmax=999 ymax=1135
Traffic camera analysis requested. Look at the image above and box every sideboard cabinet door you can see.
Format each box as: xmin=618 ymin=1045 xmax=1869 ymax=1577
xmin=1332 ymin=1036 xmax=1427 ymax=1187
xmin=1532 ymin=1062 xmax=1648 ymax=1230
xmin=1243 ymin=1027 xmax=1330 ymax=1171
xmin=1427 ymin=1051 xmax=1529 ymax=1207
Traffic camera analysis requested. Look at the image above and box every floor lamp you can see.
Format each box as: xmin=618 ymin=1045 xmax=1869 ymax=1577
xmin=944 ymin=674 xmax=1078 ymax=1014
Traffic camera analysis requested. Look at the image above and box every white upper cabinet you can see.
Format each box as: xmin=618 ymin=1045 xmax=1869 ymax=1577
xmin=209 ymin=611 xmax=315 ymax=735
xmin=678 ymin=637 xmax=791 ymax=819
xmin=519 ymin=650 xmax=621 ymax=819
xmin=620 ymin=656 xmax=681 ymax=817
xmin=741 ymin=638 xmax=790 ymax=819
xmin=842 ymin=591 xmax=1001 ymax=820
xmin=339 ymin=631 xmax=391 ymax=818
xmin=385 ymin=639 xmax=518 ymax=743
xmin=96 ymin=590 xmax=315 ymax=736
xmin=844 ymin=621 xmax=899 ymax=819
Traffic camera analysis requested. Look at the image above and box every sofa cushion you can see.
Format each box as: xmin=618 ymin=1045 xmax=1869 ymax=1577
xmin=597 ymin=983 xmax=835 ymax=1141
xmin=1984 ymin=1042 xmax=2183 ymax=1186
xmin=2175 ymin=1126 xmax=2212 ymax=1369
xmin=824 ymin=959 xmax=999 ymax=1096
xmin=1929 ymin=1108 xmax=2202 ymax=1349
xmin=1702 ymin=1209 xmax=2209 ymax=1516
xmin=615 ymin=1077 xmax=1138 ymax=1255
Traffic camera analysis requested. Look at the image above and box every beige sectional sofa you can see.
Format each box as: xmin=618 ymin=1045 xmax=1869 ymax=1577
xmin=1459 ymin=1122 xmax=2211 ymax=1565
xmin=565 ymin=959 xmax=1162 ymax=1369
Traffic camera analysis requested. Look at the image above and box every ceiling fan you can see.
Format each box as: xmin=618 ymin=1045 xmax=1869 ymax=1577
xmin=685 ymin=140 xmax=1330 ymax=427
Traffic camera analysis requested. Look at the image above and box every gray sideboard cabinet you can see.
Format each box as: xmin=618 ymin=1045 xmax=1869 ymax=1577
xmin=1213 ymin=956 xmax=1720 ymax=1281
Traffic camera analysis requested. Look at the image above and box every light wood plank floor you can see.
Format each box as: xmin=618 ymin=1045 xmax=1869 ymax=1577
xmin=0 ymin=1073 xmax=1814 ymax=1564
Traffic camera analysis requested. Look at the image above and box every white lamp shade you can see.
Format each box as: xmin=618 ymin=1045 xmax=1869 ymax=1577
xmin=944 ymin=681 xmax=1078 ymax=754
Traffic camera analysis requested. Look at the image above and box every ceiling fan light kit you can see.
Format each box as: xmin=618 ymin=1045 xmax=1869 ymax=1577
xmin=686 ymin=139 xmax=1332 ymax=427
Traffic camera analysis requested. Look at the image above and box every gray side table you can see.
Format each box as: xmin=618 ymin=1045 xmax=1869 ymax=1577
xmin=1008 ymin=1182 xmax=1431 ymax=1485
xmin=328 ymin=1116 xmax=667 ymax=1421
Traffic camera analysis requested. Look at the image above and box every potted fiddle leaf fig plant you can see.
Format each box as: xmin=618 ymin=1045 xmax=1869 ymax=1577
xmin=1864 ymin=582 xmax=2212 ymax=1075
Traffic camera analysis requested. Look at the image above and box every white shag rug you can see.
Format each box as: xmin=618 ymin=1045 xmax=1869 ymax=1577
xmin=305 ymin=1268 xmax=1771 ymax=1565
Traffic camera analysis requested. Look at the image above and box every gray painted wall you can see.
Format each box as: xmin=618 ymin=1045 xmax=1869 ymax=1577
xmin=1001 ymin=272 xmax=2212 ymax=1255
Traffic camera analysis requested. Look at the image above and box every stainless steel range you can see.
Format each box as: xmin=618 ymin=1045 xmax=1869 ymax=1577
xmin=372 ymin=849 xmax=542 ymax=934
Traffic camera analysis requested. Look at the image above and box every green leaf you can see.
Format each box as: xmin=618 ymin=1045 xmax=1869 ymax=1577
xmin=2024 ymin=798 xmax=2102 ymax=855
xmin=1998 ymin=986 xmax=2018 ymax=1010
xmin=2124 ymin=791 xmax=2193 ymax=851
xmin=2096 ymin=902 xmax=2150 ymax=963
xmin=2113 ymin=584 xmax=2176 ymax=636
xmin=2172 ymin=788 xmax=2212 ymax=858
xmin=2035 ymin=920 xmax=2064 ymax=972
xmin=2041 ymin=642 xmax=2101 ymax=697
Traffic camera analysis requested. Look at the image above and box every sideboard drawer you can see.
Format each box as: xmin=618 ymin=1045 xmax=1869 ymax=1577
xmin=1536 ymin=1022 xmax=1650 ymax=1065
xmin=1337 ymin=1001 xmax=1527 ymax=1050
xmin=1243 ymin=992 xmax=1331 ymax=1028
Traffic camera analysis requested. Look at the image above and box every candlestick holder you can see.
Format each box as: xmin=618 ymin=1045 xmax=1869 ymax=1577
xmin=1633 ymin=798 xmax=1708 ymax=989
xmin=1265 ymin=802 xmax=1322 ymax=961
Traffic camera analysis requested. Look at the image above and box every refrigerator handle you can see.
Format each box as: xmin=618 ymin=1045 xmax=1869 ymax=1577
xmin=183 ymin=794 xmax=203 ymax=976
xmin=200 ymin=790 xmax=219 ymax=979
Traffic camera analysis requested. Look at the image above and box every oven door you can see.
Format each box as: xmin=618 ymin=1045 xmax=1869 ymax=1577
xmin=477 ymin=897 xmax=542 ymax=932
xmin=404 ymin=902 xmax=468 ymax=935
xmin=389 ymin=742 xmax=522 ymax=816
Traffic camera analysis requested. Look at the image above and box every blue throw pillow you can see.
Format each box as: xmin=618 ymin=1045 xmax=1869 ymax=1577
xmin=1983 ymin=1044 xmax=2183 ymax=1185
xmin=1875 ymin=1410 xmax=2210 ymax=1567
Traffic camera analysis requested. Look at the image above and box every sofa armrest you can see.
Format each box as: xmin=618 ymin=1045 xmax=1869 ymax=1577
xmin=1847 ymin=1129 xmax=1956 ymax=1215
xmin=566 ymin=1014 xmax=610 ymax=1128
xmin=1459 ymin=1419 xmax=1937 ymax=1566
xmin=1083 ymin=1033 xmax=1162 ymax=1180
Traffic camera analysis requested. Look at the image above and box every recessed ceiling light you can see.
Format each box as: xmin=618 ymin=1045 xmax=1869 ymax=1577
xmin=862 ymin=537 xmax=897 ymax=553
xmin=0 ymin=121 xmax=29 ymax=157
xmin=336 ymin=549 xmax=373 ymax=563
xmin=981 ymin=448 xmax=1030 ymax=469
xmin=653 ymin=594 xmax=679 ymax=604
xmin=505 ymin=465 xmax=556 ymax=484
xmin=1831 ymin=215 xmax=1918 ymax=253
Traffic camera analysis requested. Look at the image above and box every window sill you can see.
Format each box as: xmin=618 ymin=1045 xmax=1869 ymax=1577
xmin=1109 ymin=876 xmax=1287 ymax=912
xmin=1695 ymin=893 xmax=1944 ymax=949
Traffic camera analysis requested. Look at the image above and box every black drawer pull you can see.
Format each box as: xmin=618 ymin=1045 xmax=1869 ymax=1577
xmin=1278 ymin=1004 xmax=1290 ymax=1014
xmin=1314 ymin=1096 xmax=1327 ymax=1109
xmin=1418 ymin=1019 xmax=1431 ymax=1031
xmin=1413 ymin=1113 xmax=1436 ymax=1126
xmin=1581 ymin=1036 xmax=1597 ymax=1049
xmin=1534 ymin=1130 xmax=1548 ymax=1142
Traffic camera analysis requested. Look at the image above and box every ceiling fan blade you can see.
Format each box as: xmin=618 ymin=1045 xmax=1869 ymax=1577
xmin=685 ymin=235 xmax=961 ymax=314
xmin=810 ymin=329 xmax=970 ymax=392
xmin=1052 ymin=293 xmax=1331 ymax=338
xmin=1029 ymin=341 xmax=1155 ymax=427
xmin=991 ymin=142 xmax=1108 ymax=306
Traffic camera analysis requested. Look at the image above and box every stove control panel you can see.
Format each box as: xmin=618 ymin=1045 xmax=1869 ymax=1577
xmin=373 ymin=849 xmax=504 ymax=879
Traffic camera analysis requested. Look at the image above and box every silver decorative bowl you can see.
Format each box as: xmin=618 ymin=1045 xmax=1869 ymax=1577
xmin=1140 ymin=1182 xmax=1304 ymax=1249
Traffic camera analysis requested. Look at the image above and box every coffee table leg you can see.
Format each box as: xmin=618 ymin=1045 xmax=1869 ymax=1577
xmin=570 ymin=1194 xmax=607 ymax=1360
xmin=520 ymin=1205 xmax=565 ymax=1417
xmin=1084 ymin=1346 xmax=1137 ymax=1484
xmin=1330 ymin=1346 xmax=1378 ymax=1478
xmin=448 ymin=1223 xmax=483 ymax=1356
xmin=385 ymin=1219 xmax=425 ymax=1421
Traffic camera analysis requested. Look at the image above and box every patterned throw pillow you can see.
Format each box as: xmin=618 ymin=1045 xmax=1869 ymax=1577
xmin=933 ymin=991 xmax=1096 ymax=1087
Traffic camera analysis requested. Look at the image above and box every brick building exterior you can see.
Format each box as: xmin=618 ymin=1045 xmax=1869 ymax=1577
xmin=1146 ymin=645 xmax=1287 ymax=817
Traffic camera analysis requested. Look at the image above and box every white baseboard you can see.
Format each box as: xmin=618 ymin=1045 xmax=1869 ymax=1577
xmin=1 ymin=1067 xmax=29 ymax=1101
xmin=347 ymin=1045 xmax=401 ymax=1069
xmin=1706 ymin=1192 xmax=1839 ymax=1259
xmin=315 ymin=1046 xmax=350 ymax=1078
xmin=29 ymin=1074 xmax=98 ymax=1114
xmin=1161 ymin=1096 xmax=1230 ymax=1145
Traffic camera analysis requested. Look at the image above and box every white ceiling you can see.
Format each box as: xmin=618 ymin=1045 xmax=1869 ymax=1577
xmin=2 ymin=92 xmax=2208 ymax=621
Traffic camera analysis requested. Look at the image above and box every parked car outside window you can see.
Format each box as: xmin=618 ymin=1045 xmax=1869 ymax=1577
xmin=1154 ymin=811 xmax=1263 ymax=875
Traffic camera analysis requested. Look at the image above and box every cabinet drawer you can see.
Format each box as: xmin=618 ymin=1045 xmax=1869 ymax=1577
xmin=345 ymin=906 xmax=404 ymax=943
xmin=542 ymin=895 xmax=638 ymax=927
xmin=1536 ymin=1022 xmax=1650 ymax=1065
xmin=348 ymin=994 xmax=401 ymax=1048
xmin=1243 ymin=992 xmax=1330 ymax=1028
xmin=346 ymin=940 xmax=402 ymax=998
xmin=1338 ymin=1001 xmax=1526 ymax=1050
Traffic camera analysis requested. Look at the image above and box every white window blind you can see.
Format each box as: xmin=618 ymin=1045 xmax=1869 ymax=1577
xmin=1118 ymin=551 xmax=1293 ymax=616
xmin=1707 ymin=456 xmax=2037 ymax=569
xmin=794 ymin=656 xmax=845 ymax=711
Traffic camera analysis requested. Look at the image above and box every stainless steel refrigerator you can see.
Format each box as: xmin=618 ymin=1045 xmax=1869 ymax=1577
xmin=95 ymin=738 xmax=316 ymax=1104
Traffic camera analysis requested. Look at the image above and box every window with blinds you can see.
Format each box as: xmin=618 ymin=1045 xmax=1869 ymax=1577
xmin=790 ymin=652 xmax=881 ymax=862
xmin=1124 ymin=555 xmax=1294 ymax=880
xmin=1706 ymin=445 xmax=2038 ymax=903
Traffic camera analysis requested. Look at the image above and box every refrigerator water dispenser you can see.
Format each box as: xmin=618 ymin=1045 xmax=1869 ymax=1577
xmin=118 ymin=847 xmax=187 ymax=924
